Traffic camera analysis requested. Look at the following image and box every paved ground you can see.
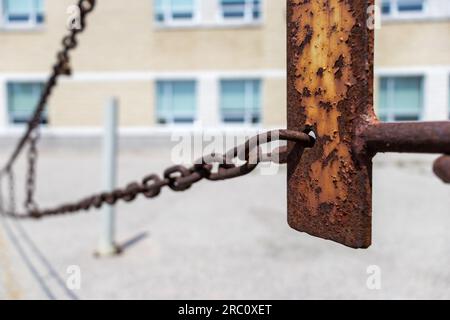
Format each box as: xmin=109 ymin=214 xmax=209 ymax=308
xmin=0 ymin=137 xmax=449 ymax=300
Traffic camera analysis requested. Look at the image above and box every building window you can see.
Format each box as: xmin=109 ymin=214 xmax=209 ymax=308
xmin=156 ymin=80 xmax=197 ymax=124
xmin=381 ymin=0 xmax=425 ymax=17
xmin=154 ymin=0 xmax=196 ymax=25
xmin=398 ymin=0 xmax=424 ymax=12
xmin=220 ymin=79 xmax=261 ymax=124
xmin=219 ymin=0 xmax=261 ymax=22
xmin=1 ymin=0 xmax=44 ymax=27
xmin=381 ymin=0 xmax=391 ymax=14
xmin=7 ymin=82 xmax=47 ymax=124
xmin=378 ymin=76 xmax=423 ymax=122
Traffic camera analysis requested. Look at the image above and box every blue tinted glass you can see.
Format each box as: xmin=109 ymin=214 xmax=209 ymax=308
xmin=4 ymin=0 xmax=45 ymax=24
xmin=155 ymin=0 xmax=194 ymax=22
xmin=221 ymin=0 xmax=261 ymax=20
xmin=171 ymin=0 xmax=194 ymax=20
xmin=156 ymin=81 xmax=196 ymax=124
xmin=377 ymin=76 xmax=422 ymax=122
xmin=381 ymin=2 xmax=391 ymax=14
xmin=7 ymin=82 xmax=47 ymax=124
xmin=36 ymin=13 xmax=44 ymax=23
xmin=220 ymin=79 xmax=261 ymax=123
xmin=398 ymin=0 xmax=423 ymax=12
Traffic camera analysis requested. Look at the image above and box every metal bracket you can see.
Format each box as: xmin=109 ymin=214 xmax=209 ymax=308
xmin=287 ymin=0 xmax=450 ymax=248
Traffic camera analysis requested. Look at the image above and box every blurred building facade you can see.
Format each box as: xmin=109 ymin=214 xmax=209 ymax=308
xmin=0 ymin=0 xmax=448 ymax=132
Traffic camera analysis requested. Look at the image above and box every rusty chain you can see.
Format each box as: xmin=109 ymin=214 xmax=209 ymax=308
xmin=25 ymin=130 xmax=39 ymax=213
xmin=0 ymin=0 xmax=97 ymax=217
xmin=0 ymin=0 xmax=316 ymax=221
xmin=1 ymin=130 xmax=314 ymax=219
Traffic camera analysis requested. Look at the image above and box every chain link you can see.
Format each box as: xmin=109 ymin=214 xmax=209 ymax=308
xmin=25 ymin=129 xmax=39 ymax=212
xmin=0 ymin=1 xmax=315 ymax=221
xmin=0 ymin=0 xmax=97 ymax=216
xmin=3 ymin=130 xmax=314 ymax=219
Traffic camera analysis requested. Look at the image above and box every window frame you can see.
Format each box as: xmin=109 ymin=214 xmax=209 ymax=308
xmin=377 ymin=75 xmax=424 ymax=122
xmin=219 ymin=78 xmax=262 ymax=125
xmin=155 ymin=79 xmax=198 ymax=125
xmin=381 ymin=0 xmax=428 ymax=21
xmin=217 ymin=0 xmax=263 ymax=26
xmin=0 ymin=0 xmax=45 ymax=30
xmin=6 ymin=80 xmax=47 ymax=126
xmin=154 ymin=0 xmax=201 ymax=28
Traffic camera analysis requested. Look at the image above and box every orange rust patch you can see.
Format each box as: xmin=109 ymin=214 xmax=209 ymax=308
xmin=287 ymin=0 xmax=374 ymax=248
xmin=293 ymin=0 xmax=355 ymax=219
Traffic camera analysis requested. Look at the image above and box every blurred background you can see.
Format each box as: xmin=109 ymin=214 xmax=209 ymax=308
xmin=0 ymin=0 xmax=449 ymax=299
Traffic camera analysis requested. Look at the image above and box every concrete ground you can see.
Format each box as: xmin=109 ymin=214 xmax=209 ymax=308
xmin=0 ymin=137 xmax=449 ymax=300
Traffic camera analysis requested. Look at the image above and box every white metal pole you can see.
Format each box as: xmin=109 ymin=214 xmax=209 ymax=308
xmin=96 ymin=97 xmax=119 ymax=256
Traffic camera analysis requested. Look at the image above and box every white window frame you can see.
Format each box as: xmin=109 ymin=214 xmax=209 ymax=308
xmin=381 ymin=0 xmax=429 ymax=21
xmin=154 ymin=0 xmax=201 ymax=28
xmin=219 ymin=78 xmax=262 ymax=126
xmin=0 ymin=0 xmax=45 ymax=30
xmin=155 ymin=79 xmax=198 ymax=125
xmin=217 ymin=0 xmax=263 ymax=26
xmin=377 ymin=75 xmax=424 ymax=122
xmin=4 ymin=79 xmax=47 ymax=127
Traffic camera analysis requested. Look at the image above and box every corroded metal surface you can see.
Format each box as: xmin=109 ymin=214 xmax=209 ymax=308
xmin=287 ymin=0 xmax=375 ymax=248
xmin=362 ymin=122 xmax=450 ymax=154
xmin=433 ymin=155 xmax=450 ymax=184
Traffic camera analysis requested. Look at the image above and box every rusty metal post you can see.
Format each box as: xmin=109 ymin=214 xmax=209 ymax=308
xmin=287 ymin=0 xmax=375 ymax=248
xmin=287 ymin=0 xmax=450 ymax=248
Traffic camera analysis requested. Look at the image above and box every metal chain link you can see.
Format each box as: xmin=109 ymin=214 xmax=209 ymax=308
xmin=0 ymin=0 xmax=97 ymax=216
xmin=4 ymin=130 xmax=314 ymax=220
xmin=25 ymin=129 xmax=39 ymax=212
xmin=0 ymin=1 xmax=315 ymax=221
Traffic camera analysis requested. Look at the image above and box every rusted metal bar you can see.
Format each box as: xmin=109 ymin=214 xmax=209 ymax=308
xmin=433 ymin=155 xmax=450 ymax=183
xmin=362 ymin=122 xmax=450 ymax=154
xmin=287 ymin=0 xmax=375 ymax=248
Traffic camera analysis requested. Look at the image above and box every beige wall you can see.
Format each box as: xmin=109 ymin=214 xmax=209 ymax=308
xmin=1 ymin=0 xmax=449 ymax=127
xmin=0 ymin=0 xmax=72 ymax=72
xmin=49 ymin=81 xmax=154 ymax=126
xmin=375 ymin=21 xmax=450 ymax=67
xmin=0 ymin=0 xmax=287 ymax=72
xmin=263 ymin=78 xmax=286 ymax=126
xmin=3 ymin=1 xmax=449 ymax=72
xmin=48 ymin=78 xmax=285 ymax=127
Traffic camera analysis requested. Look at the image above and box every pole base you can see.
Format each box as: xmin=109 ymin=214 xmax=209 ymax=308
xmin=94 ymin=243 xmax=121 ymax=258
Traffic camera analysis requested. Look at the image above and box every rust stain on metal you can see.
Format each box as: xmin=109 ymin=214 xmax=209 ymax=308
xmin=433 ymin=155 xmax=450 ymax=183
xmin=362 ymin=122 xmax=450 ymax=154
xmin=287 ymin=0 xmax=375 ymax=248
